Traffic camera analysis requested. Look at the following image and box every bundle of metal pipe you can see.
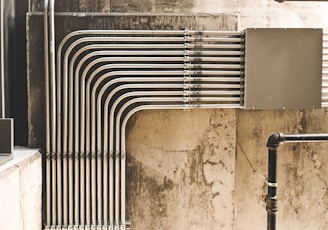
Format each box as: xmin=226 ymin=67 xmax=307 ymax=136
xmin=44 ymin=2 xmax=244 ymax=228
xmin=43 ymin=2 xmax=328 ymax=229
xmin=16 ymin=0 xmax=328 ymax=229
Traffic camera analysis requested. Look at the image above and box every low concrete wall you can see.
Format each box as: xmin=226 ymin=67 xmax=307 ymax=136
xmin=0 ymin=148 xmax=42 ymax=230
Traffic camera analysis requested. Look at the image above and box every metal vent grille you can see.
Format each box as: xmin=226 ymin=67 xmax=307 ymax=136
xmin=44 ymin=30 xmax=244 ymax=230
xmin=322 ymin=32 xmax=328 ymax=106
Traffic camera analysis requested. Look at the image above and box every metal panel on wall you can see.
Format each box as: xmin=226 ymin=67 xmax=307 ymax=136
xmin=244 ymin=28 xmax=323 ymax=110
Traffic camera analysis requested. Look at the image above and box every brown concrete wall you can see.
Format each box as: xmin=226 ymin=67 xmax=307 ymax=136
xmin=27 ymin=0 xmax=328 ymax=229
xmin=127 ymin=109 xmax=237 ymax=229
xmin=29 ymin=0 xmax=193 ymax=13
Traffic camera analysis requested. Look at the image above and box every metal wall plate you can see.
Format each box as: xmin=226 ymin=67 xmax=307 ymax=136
xmin=244 ymin=28 xmax=323 ymax=110
xmin=0 ymin=118 xmax=13 ymax=155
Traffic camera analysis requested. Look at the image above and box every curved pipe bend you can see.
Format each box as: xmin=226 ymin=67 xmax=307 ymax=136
xmin=266 ymin=132 xmax=285 ymax=149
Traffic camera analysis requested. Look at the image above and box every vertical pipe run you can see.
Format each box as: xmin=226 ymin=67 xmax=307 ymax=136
xmin=43 ymin=0 xmax=51 ymax=227
xmin=266 ymin=133 xmax=282 ymax=230
xmin=266 ymin=148 xmax=278 ymax=230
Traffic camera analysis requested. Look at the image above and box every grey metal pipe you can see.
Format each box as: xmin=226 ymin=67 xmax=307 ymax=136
xmin=102 ymin=83 xmax=241 ymax=225
xmin=113 ymin=95 xmax=241 ymax=227
xmin=43 ymin=0 xmax=51 ymax=228
xmin=51 ymin=29 xmax=244 ymax=228
xmin=47 ymin=0 xmax=60 ymax=227
xmin=70 ymin=44 xmax=241 ymax=226
xmin=104 ymin=84 xmax=239 ymax=225
xmin=118 ymin=102 xmax=241 ymax=228
xmin=97 ymin=75 xmax=240 ymax=223
xmin=57 ymin=30 xmax=242 ymax=55
xmin=68 ymin=45 xmax=241 ymax=153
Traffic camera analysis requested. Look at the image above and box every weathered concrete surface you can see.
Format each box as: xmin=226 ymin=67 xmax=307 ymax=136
xmin=111 ymin=0 xmax=193 ymax=13
xmin=126 ymin=109 xmax=236 ymax=229
xmin=236 ymin=109 xmax=328 ymax=230
xmin=29 ymin=0 xmax=193 ymax=13
xmin=26 ymin=0 xmax=328 ymax=229
xmin=0 ymin=149 xmax=42 ymax=230
xmin=193 ymin=0 xmax=328 ymax=29
xmin=29 ymin=0 xmax=109 ymax=12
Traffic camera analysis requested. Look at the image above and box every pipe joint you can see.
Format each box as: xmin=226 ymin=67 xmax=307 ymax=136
xmin=109 ymin=151 xmax=114 ymax=159
xmin=115 ymin=151 xmax=120 ymax=160
xmin=184 ymin=51 xmax=190 ymax=61
xmin=267 ymin=132 xmax=285 ymax=149
xmin=121 ymin=151 xmax=126 ymax=160
xmin=266 ymin=195 xmax=278 ymax=214
xmin=183 ymin=72 xmax=192 ymax=80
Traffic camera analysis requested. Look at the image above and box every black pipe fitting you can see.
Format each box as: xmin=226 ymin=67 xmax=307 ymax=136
xmin=267 ymin=132 xmax=285 ymax=149
xmin=266 ymin=195 xmax=278 ymax=214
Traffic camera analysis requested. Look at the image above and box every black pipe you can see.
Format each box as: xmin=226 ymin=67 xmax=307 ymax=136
xmin=265 ymin=132 xmax=328 ymax=230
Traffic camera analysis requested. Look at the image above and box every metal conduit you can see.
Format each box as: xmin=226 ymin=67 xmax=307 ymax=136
xmin=96 ymin=78 xmax=240 ymax=227
xmin=104 ymin=82 xmax=239 ymax=227
xmin=93 ymin=77 xmax=240 ymax=225
xmin=45 ymin=27 xmax=244 ymax=229
xmin=322 ymin=32 xmax=328 ymax=106
xmin=104 ymin=83 xmax=241 ymax=227
xmin=43 ymin=0 xmax=51 ymax=228
xmin=118 ymin=102 xmax=242 ymax=227
xmin=44 ymin=0 xmax=57 ymax=229
xmin=79 ymin=35 xmax=241 ymax=228
xmin=112 ymin=94 xmax=242 ymax=226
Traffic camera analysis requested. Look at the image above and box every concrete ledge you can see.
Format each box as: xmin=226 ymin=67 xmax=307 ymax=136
xmin=0 ymin=147 xmax=42 ymax=230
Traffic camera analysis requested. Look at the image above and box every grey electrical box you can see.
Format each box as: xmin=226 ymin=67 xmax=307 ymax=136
xmin=244 ymin=28 xmax=323 ymax=110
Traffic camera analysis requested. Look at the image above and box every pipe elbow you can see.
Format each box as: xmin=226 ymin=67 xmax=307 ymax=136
xmin=267 ymin=132 xmax=285 ymax=149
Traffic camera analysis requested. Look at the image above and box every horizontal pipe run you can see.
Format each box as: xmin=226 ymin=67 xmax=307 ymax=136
xmin=283 ymin=133 xmax=328 ymax=142
xmin=58 ymin=30 xmax=243 ymax=51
